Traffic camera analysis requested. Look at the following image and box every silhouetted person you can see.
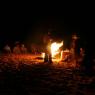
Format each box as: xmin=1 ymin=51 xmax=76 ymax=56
xmin=13 ymin=44 xmax=21 ymax=54
xmin=20 ymin=44 xmax=27 ymax=54
xmin=70 ymin=34 xmax=79 ymax=60
xmin=82 ymin=44 xmax=94 ymax=76
xmin=79 ymin=47 xmax=85 ymax=58
xmin=3 ymin=44 xmax=11 ymax=54
xmin=43 ymin=32 xmax=53 ymax=63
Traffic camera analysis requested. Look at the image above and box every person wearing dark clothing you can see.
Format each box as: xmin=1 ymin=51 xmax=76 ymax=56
xmin=43 ymin=32 xmax=53 ymax=63
xmin=3 ymin=44 xmax=11 ymax=54
xmin=82 ymin=43 xmax=95 ymax=76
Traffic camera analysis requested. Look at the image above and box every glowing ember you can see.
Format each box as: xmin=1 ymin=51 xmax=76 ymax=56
xmin=51 ymin=41 xmax=63 ymax=58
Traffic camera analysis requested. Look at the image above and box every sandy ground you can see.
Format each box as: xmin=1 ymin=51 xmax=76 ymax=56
xmin=0 ymin=54 xmax=95 ymax=95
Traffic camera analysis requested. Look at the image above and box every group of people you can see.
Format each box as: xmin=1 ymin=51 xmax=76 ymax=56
xmin=3 ymin=43 xmax=27 ymax=54
xmin=2 ymin=31 xmax=85 ymax=65
xmin=43 ymin=32 xmax=84 ymax=64
xmin=2 ymin=31 xmax=53 ymax=63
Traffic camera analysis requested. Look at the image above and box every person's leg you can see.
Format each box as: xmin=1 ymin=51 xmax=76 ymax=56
xmin=48 ymin=53 xmax=52 ymax=63
xmin=44 ymin=53 xmax=48 ymax=62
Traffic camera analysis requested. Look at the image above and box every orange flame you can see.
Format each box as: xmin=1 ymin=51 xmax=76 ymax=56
xmin=41 ymin=41 xmax=63 ymax=62
xmin=51 ymin=41 xmax=63 ymax=58
xmin=41 ymin=52 xmax=45 ymax=59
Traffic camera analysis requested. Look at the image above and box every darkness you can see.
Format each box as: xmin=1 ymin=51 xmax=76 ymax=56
xmin=0 ymin=9 xmax=94 ymax=53
xmin=0 ymin=6 xmax=95 ymax=95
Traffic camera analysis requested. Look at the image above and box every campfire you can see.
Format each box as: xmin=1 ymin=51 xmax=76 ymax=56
xmin=51 ymin=41 xmax=63 ymax=62
xmin=51 ymin=41 xmax=63 ymax=58
xmin=42 ymin=41 xmax=63 ymax=62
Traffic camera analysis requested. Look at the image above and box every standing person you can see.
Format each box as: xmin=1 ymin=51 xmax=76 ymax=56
xmin=20 ymin=44 xmax=27 ymax=54
xmin=70 ymin=34 xmax=79 ymax=60
xmin=3 ymin=44 xmax=11 ymax=54
xmin=80 ymin=48 xmax=85 ymax=58
xmin=13 ymin=42 xmax=21 ymax=54
xmin=43 ymin=32 xmax=53 ymax=63
xmin=82 ymin=43 xmax=95 ymax=76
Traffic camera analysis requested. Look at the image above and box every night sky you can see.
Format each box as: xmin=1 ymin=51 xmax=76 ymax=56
xmin=0 ymin=10 xmax=93 ymax=52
